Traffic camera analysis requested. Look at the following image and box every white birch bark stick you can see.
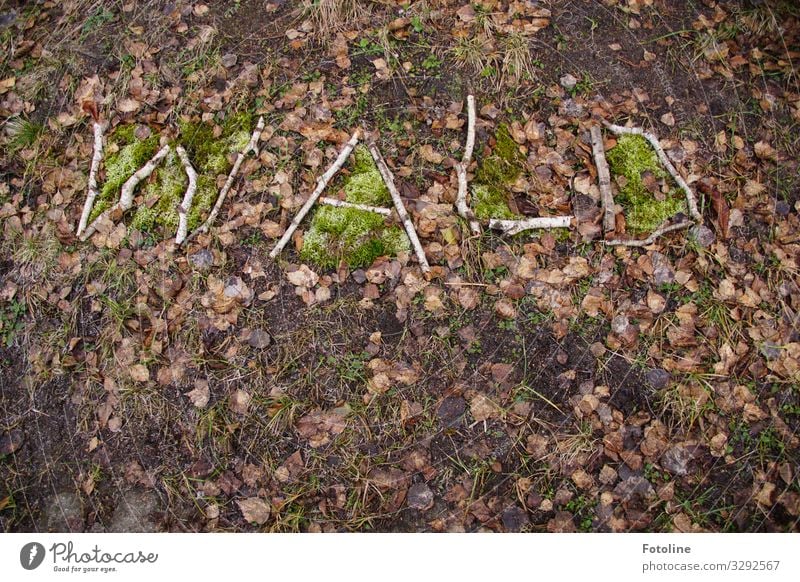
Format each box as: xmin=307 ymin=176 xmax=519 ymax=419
xmin=488 ymin=215 xmax=573 ymax=236
xmin=187 ymin=116 xmax=265 ymax=242
xmin=456 ymin=95 xmax=481 ymax=234
xmin=603 ymin=219 xmax=693 ymax=247
xmin=80 ymin=145 xmax=170 ymax=241
xmin=174 ymin=146 xmax=198 ymax=245
xmin=368 ymin=142 xmax=431 ymax=273
xmin=603 ymin=122 xmax=702 ymax=222
xmin=269 ymin=130 xmax=360 ymax=259
xmin=590 ymin=125 xmax=615 ymax=233
xmin=77 ymin=120 xmax=107 ymax=237
xmin=319 ymin=197 xmax=391 ymax=216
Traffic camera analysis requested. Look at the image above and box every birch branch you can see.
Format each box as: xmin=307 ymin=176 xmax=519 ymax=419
xmin=188 ymin=116 xmax=265 ymax=242
xmin=368 ymin=143 xmax=431 ymax=273
xmin=174 ymin=146 xmax=198 ymax=245
xmin=80 ymin=145 xmax=170 ymax=241
xmin=603 ymin=121 xmax=702 ymax=222
xmin=77 ymin=120 xmax=107 ymax=237
xmin=604 ymin=219 xmax=693 ymax=247
xmin=455 ymin=95 xmax=481 ymax=234
xmin=590 ymin=125 xmax=615 ymax=233
xmin=319 ymin=197 xmax=391 ymax=216
xmin=488 ymin=216 xmax=573 ymax=236
xmin=269 ymin=130 xmax=360 ymax=259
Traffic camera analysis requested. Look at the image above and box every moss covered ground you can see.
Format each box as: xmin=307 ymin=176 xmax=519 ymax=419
xmin=93 ymin=113 xmax=253 ymax=235
xmin=472 ymin=124 xmax=524 ymax=220
xmin=300 ymin=145 xmax=409 ymax=269
xmin=606 ymin=134 xmax=688 ymax=234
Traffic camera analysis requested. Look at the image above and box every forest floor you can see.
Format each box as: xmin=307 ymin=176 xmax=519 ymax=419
xmin=0 ymin=0 xmax=799 ymax=532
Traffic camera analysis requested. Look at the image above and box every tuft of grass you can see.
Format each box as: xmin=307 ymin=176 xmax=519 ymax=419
xmin=303 ymin=0 xmax=366 ymax=39
xmin=501 ymin=30 xmax=535 ymax=84
xmin=5 ymin=117 xmax=45 ymax=154
xmin=451 ymin=35 xmax=497 ymax=78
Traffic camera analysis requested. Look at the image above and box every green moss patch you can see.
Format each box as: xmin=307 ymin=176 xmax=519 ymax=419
xmin=472 ymin=124 xmax=524 ymax=220
xmin=300 ymin=144 xmax=409 ymax=269
xmin=89 ymin=126 xmax=158 ymax=222
xmin=607 ymin=134 xmax=688 ymax=235
xmin=125 ymin=113 xmax=252 ymax=236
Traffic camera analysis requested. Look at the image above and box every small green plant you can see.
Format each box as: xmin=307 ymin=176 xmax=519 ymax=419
xmin=410 ymin=15 xmax=426 ymax=34
xmin=0 ymin=300 xmax=26 ymax=348
xmin=421 ymin=53 xmax=442 ymax=72
xmin=565 ymin=494 xmax=597 ymax=532
xmin=80 ymin=7 xmax=115 ymax=39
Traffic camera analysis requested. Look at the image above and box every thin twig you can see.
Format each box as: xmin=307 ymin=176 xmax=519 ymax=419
xmin=188 ymin=116 xmax=265 ymax=242
xmin=603 ymin=121 xmax=702 ymax=222
xmin=368 ymin=142 xmax=431 ymax=273
xmin=80 ymin=144 xmax=170 ymax=241
xmin=269 ymin=130 xmax=360 ymax=259
xmin=175 ymin=146 xmax=198 ymax=245
xmin=488 ymin=216 xmax=573 ymax=236
xmin=77 ymin=120 xmax=107 ymax=237
xmin=319 ymin=197 xmax=392 ymax=216
xmin=590 ymin=125 xmax=615 ymax=233
xmin=456 ymin=95 xmax=481 ymax=234
xmin=604 ymin=219 xmax=693 ymax=247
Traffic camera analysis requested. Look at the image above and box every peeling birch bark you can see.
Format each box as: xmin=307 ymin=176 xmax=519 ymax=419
xmin=77 ymin=120 xmax=107 ymax=237
xmin=368 ymin=143 xmax=431 ymax=273
xmin=488 ymin=215 xmax=573 ymax=236
xmin=456 ymin=95 xmax=481 ymax=234
xmin=80 ymin=144 xmax=170 ymax=241
xmin=174 ymin=146 xmax=198 ymax=245
xmin=269 ymin=130 xmax=360 ymax=259
xmin=319 ymin=197 xmax=391 ymax=216
xmin=604 ymin=219 xmax=693 ymax=247
xmin=590 ymin=125 xmax=615 ymax=233
xmin=603 ymin=122 xmax=702 ymax=222
xmin=188 ymin=116 xmax=266 ymax=242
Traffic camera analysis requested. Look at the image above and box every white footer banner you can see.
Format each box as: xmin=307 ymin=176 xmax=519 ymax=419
xmin=1 ymin=533 xmax=797 ymax=581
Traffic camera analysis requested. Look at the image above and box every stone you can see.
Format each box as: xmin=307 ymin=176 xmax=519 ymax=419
xmin=189 ymin=249 xmax=214 ymax=269
xmin=501 ymin=505 xmax=530 ymax=532
xmin=614 ymin=476 xmax=655 ymax=502
xmin=436 ymin=396 xmax=466 ymax=427
xmin=560 ymin=73 xmax=578 ymax=90
xmin=407 ymin=483 xmax=434 ymax=511
xmin=108 ymin=489 xmax=159 ymax=532
xmin=39 ymin=492 xmax=83 ymax=532
xmin=247 ymin=329 xmax=271 ymax=349
xmin=662 ymin=445 xmax=693 ymax=476
xmin=689 ymin=224 xmax=715 ymax=248
xmin=651 ymin=252 xmax=675 ymax=285
xmin=646 ymin=368 xmax=671 ymax=390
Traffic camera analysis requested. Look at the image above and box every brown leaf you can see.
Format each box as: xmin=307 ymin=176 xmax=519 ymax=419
xmin=237 ymin=497 xmax=271 ymax=525
xmin=470 ymin=394 xmax=500 ymax=422
xmin=129 ymin=364 xmax=150 ymax=383
xmin=709 ymin=187 xmax=729 ymax=238
xmin=186 ymin=380 xmax=210 ymax=409
xmin=229 ymin=389 xmax=252 ymax=416
xmin=81 ymin=100 xmax=99 ymax=122
xmin=117 ymin=98 xmax=141 ymax=113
